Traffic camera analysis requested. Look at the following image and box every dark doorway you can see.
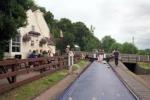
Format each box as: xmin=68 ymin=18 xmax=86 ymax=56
xmin=123 ymin=63 xmax=136 ymax=73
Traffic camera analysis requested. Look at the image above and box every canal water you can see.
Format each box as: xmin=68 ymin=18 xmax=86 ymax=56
xmin=58 ymin=61 xmax=136 ymax=100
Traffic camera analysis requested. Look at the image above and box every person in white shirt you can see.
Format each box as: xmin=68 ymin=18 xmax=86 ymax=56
xmin=68 ymin=48 xmax=74 ymax=74
xmin=98 ymin=49 xmax=105 ymax=63
xmin=66 ymin=45 xmax=74 ymax=74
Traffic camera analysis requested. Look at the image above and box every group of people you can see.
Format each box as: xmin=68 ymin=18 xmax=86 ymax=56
xmin=28 ymin=45 xmax=120 ymax=74
xmin=28 ymin=50 xmax=54 ymax=58
xmin=27 ymin=45 xmax=75 ymax=74
xmin=97 ymin=49 xmax=120 ymax=66
xmin=97 ymin=49 xmax=105 ymax=62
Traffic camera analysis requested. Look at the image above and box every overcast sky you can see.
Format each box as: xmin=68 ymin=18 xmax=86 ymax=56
xmin=36 ymin=0 xmax=150 ymax=49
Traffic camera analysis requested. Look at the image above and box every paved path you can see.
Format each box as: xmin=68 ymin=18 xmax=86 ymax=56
xmin=139 ymin=75 xmax=150 ymax=89
xmin=109 ymin=61 xmax=150 ymax=100
xmin=58 ymin=61 xmax=136 ymax=100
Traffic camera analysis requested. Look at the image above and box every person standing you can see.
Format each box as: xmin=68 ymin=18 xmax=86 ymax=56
xmin=65 ymin=45 xmax=70 ymax=54
xmin=68 ymin=48 xmax=74 ymax=73
xmin=28 ymin=50 xmax=36 ymax=58
xmin=66 ymin=45 xmax=74 ymax=74
xmin=98 ymin=49 xmax=104 ymax=62
xmin=113 ymin=49 xmax=120 ymax=66
xmin=38 ymin=50 xmax=43 ymax=57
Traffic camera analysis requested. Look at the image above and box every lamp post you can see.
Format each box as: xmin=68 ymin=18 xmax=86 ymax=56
xmin=132 ymin=36 xmax=134 ymax=45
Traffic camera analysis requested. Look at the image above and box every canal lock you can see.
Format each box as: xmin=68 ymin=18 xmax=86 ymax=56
xmin=123 ymin=62 xmax=150 ymax=75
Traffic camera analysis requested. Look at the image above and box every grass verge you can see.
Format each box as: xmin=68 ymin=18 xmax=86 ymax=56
xmin=0 ymin=60 xmax=88 ymax=100
xmin=138 ymin=62 xmax=150 ymax=69
xmin=0 ymin=70 xmax=68 ymax=100
xmin=72 ymin=60 xmax=88 ymax=71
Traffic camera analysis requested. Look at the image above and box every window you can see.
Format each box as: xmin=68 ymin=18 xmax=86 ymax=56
xmin=12 ymin=34 xmax=21 ymax=52
xmin=31 ymin=40 xmax=34 ymax=46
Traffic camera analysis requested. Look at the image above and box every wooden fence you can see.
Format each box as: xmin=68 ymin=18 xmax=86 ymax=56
xmin=120 ymin=54 xmax=150 ymax=63
xmin=81 ymin=51 xmax=150 ymax=63
xmin=0 ymin=54 xmax=81 ymax=94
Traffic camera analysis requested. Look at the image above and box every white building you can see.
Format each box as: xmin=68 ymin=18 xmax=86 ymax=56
xmin=4 ymin=9 xmax=55 ymax=59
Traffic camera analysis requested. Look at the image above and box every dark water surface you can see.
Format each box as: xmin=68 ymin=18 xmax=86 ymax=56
xmin=58 ymin=61 xmax=136 ymax=100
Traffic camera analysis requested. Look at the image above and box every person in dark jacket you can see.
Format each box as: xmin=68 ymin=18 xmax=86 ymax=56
xmin=113 ymin=49 xmax=119 ymax=66
xmin=28 ymin=50 xmax=37 ymax=58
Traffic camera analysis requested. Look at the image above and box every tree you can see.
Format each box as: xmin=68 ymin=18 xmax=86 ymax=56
xmin=72 ymin=22 xmax=96 ymax=51
xmin=138 ymin=50 xmax=146 ymax=55
xmin=44 ymin=11 xmax=54 ymax=29
xmin=110 ymin=42 xmax=122 ymax=52
xmin=144 ymin=49 xmax=150 ymax=55
xmin=138 ymin=49 xmax=150 ymax=55
xmin=121 ymin=42 xmax=138 ymax=54
xmin=83 ymin=35 xmax=101 ymax=51
xmin=0 ymin=0 xmax=35 ymax=59
xmin=54 ymin=20 xmax=101 ymax=52
xmin=101 ymin=36 xmax=116 ymax=52
xmin=40 ymin=10 xmax=101 ymax=52
xmin=56 ymin=31 xmax=75 ymax=53
xmin=57 ymin=18 xmax=73 ymax=32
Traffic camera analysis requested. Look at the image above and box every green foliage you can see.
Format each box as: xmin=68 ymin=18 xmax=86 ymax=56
xmin=44 ymin=15 xmax=101 ymax=52
xmin=57 ymin=18 xmax=73 ymax=32
xmin=138 ymin=49 xmax=150 ymax=55
xmin=0 ymin=60 xmax=89 ymax=100
xmin=121 ymin=42 xmax=138 ymax=54
xmin=110 ymin=42 xmax=122 ymax=52
xmin=73 ymin=60 xmax=88 ymax=70
xmin=33 ymin=5 xmax=101 ymax=52
xmin=44 ymin=11 xmax=54 ymax=29
xmin=82 ymin=35 xmax=101 ymax=51
xmin=56 ymin=31 xmax=75 ymax=53
xmin=144 ymin=49 xmax=150 ymax=55
xmin=100 ymin=36 xmax=139 ymax=54
xmin=0 ymin=69 xmax=68 ymax=100
xmin=3 ymin=0 xmax=145 ymax=57
xmin=138 ymin=50 xmax=146 ymax=55
xmin=138 ymin=62 xmax=150 ymax=69
xmin=72 ymin=22 xmax=98 ymax=51
xmin=101 ymin=36 xmax=116 ymax=52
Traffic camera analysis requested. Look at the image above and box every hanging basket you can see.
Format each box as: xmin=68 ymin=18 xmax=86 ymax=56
xmin=45 ymin=37 xmax=55 ymax=45
xmin=28 ymin=31 xmax=41 ymax=37
xmin=39 ymin=38 xmax=47 ymax=47
xmin=22 ymin=34 xmax=31 ymax=42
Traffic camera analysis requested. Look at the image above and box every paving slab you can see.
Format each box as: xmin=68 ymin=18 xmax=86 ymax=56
xmin=109 ymin=61 xmax=150 ymax=100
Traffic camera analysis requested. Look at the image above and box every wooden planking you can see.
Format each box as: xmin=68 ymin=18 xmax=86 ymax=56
xmin=109 ymin=61 xmax=150 ymax=100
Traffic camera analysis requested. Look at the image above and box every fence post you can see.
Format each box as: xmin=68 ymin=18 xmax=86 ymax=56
xmin=148 ymin=55 xmax=149 ymax=62
xmin=138 ymin=56 xmax=140 ymax=62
